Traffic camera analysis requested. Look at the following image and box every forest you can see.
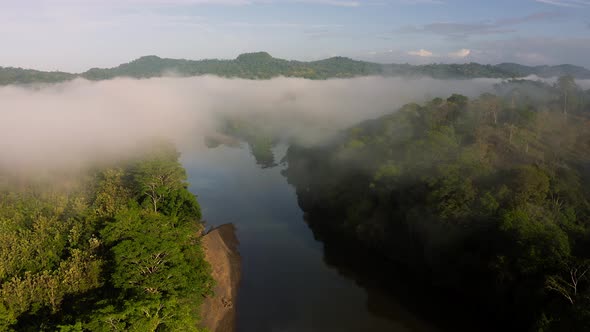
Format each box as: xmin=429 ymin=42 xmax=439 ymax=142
xmin=282 ymin=76 xmax=590 ymax=330
xmin=3 ymin=66 xmax=590 ymax=331
xmin=0 ymin=141 xmax=212 ymax=331
xmin=2 ymin=52 xmax=590 ymax=86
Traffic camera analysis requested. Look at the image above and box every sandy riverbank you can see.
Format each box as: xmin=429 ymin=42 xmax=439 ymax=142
xmin=200 ymin=224 xmax=241 ymax=332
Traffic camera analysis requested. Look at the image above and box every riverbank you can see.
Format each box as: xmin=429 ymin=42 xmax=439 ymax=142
xmin=200 ymin=224 xmax=241 ymax=332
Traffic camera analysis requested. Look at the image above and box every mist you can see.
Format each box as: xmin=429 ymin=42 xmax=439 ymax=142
xmin=577 ymin=79 xmax=590 ymax=90
xmin=0 ymin=75 xmax=515 ymax=169
xmin=521 ymin=75 xmax=590 ymax=89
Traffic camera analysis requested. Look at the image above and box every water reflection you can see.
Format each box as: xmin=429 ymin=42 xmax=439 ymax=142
xmin=181 ymin=144 xmax=449 ymax=332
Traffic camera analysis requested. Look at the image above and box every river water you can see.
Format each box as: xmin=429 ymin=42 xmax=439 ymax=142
xmin=182 ymin=144 xmax=442 ymax=332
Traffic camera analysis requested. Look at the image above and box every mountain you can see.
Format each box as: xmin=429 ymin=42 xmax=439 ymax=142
xmin=1 ymin=52 xmax=590 ymax=85
xmin=0 ymin=67 xmax=75 ymax=85
xmin=496 ymin=63 xmax=590 ymax=78
xmin=81 ymin=52 xmax=384 ymax=80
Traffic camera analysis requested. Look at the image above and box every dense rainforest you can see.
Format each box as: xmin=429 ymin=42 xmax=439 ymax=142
xmin=2 ymin=52 xmax=590 ymax=86
xmin=282 ymin=76 xmax=590 ymax=330
xmin=0 ymin=141 xmax=212 ymax=331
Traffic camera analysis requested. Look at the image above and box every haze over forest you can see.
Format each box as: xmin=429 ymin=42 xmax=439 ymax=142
xmin=2 ymin=52 xmax=590 ymax=86
xmin=2 ymin=1 xmax=590 ymax=331
xmin=2 ymin=54 xmax=590 ymax=331
xmin=0 ymin=74 xmax=515 ymax=168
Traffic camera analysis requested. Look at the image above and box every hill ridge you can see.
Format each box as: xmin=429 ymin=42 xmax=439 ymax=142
xmin=2 ymin=52 xmax=589 ymax=85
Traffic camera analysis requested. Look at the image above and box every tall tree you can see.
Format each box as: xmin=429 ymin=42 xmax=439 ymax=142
xmin=479 ymin=93 xmax=502 ymax=125
xmin=556 ymin=75 xmax=578 ymax=116
xmin=133 ymin=156 xmax=186 ymax=213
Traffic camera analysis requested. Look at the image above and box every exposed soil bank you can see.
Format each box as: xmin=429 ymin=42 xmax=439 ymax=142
xmin=200 ymin=224 xmax=241 ymax=332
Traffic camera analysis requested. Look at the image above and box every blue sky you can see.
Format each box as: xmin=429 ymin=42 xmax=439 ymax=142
xmin=1 ymin=0 xmax=589 ymax=71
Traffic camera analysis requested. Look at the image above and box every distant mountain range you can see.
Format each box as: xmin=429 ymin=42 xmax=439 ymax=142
xmin=2 ymin=52 xmax=590 ymax=85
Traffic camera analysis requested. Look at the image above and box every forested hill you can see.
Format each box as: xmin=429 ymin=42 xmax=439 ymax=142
xmin=2 ymin=52 xmax=590 ymax=85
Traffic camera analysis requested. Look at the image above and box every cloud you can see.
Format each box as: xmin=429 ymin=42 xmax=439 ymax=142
xmin=397 ymin=0 xmax=444 ymax=4
xmin=471 ymin=37 xmax=590 ymax=67
xmin=29 ymin=0 xmax=364 ymax=7
xmin=0 ymin=76 xmax=502 ymax=170
xmin=358 ymin=34 xmax=590 ymax=68
xmin=303 ymin=26 xmax=348 ymax=40
xmin=3 ymin=0 xmax=443 ymax=10
xmin=86 ymin=0 xmax=444 ymax=5
xmin=292 ymin=0 xmax=361 ymax=6
xmin=397 ymin=11 xmax=563 ymax=39
xmin=535 ymin=0 xmax=590 ymax=7
xmin=365 ymin=37 xmax=590 ymax=68
xmin=398 ymin=22 xmax=513 ymax=38
xmin=448 ymin=48 xmax=471 ymax=58
xmin=496 ymin=11 xmax=564 ymax=25
xmin=408 ymin=49 xmax=435 ymax=57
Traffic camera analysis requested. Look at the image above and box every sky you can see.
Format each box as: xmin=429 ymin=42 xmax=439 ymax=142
xmin=1 ymin=0 xmax=589 ymax=72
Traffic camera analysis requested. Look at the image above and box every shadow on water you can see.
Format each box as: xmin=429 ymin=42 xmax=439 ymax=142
xmin=182 ymin=144 xmax=489 ymax=332
xmin=305 ymin=220 xmax=494 ymax=332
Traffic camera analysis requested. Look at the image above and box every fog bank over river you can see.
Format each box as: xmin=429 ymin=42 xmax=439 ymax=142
xmin=0 ymin=76 xmax=504 ymax=169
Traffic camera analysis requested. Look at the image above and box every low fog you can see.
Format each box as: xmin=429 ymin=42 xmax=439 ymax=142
xmin=0 ymin=75 xmax=574 ymax=169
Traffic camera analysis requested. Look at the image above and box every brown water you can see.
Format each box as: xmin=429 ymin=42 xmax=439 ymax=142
xmin=182 ymin=144 xmax=443 ymax=332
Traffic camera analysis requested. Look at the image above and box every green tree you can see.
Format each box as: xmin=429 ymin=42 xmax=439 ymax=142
xmin=556 ymin=75 xmax=579 ymax=116
xmin=479 ymin=93 xmax=502 ymax=125
xmin=133 ymin=154 xmax=186 ymax=213
xmin=94 ymin=168 xmax=131 ymax=218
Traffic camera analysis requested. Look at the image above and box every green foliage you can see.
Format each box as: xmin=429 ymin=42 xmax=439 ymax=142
xmin=500 ymin=208 xmax=570 ymax=273
xmin=93 ymin=168 xmax=131 ymax=218
xmin=283 ymin=82 xmax=590 ymax=330
xmin=75 ymin=57 xmax=590 ymax=81
xmin=511 ymin=166 xmax=550 ymax=205
xmin=133 ymin=151 xmax=186 ymax=213
xmin=0 ymin=143 xmax=212 ymax=331
xmin=0 ymin=67 xmax=74 ymax=85
xmin=3 ymin=55 xmax=590 ymax=86
xmin=80 ymin=53 xmax=384 ymax=81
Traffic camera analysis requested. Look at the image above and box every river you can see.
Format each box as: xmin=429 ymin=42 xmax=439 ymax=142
xmin=182 ymin=144 xmax=443 ymax=332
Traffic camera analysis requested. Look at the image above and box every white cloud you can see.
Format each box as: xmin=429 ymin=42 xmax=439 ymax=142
xmin=473 ymin=37 xmax=590 ymax=67
xmin=299 ymin=0 xmax=360 ymax=6
xmin=408 ymin=49 xmax=435 ymax=57
xmin=535 ymin=0 xmax=590 ymax=7
xmin=0 ymin=76 xmax=500 ymax=169
xmin=13 ymin=0 xmax=444 ymax=8
xmin=37 ymin=0 xmax=362 ymax=6
xmin=448 ymin=48 xmax=471 ymax=58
